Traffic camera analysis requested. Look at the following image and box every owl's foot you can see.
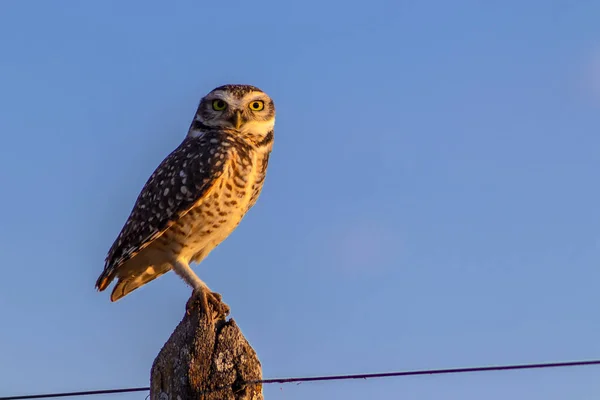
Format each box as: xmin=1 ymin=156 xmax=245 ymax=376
xmin=186 ymin=287 xmax=230 ymax=319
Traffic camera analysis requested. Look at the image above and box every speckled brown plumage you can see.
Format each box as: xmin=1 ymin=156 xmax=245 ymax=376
xmin=95 ymin=84 xmax=275 ymax=305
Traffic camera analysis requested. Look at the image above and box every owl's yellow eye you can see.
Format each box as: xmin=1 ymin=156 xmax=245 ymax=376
xmin=212 ymin=99 xmax=227 ymax=111
xmin=248 ymin=100 xmax=264 ymax=111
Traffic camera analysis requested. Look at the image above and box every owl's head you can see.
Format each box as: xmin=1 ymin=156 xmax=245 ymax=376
xmin=191 ymin=84 xmax=275 ymax=139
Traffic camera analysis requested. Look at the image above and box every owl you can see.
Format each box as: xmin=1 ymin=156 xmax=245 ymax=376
xmin=95 ymin=84 xmax=275 ymax=314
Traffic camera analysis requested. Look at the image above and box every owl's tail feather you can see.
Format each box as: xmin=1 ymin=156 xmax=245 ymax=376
xmin=96 ymin=270 xmax=115 ymax=292
xmin=110 ymin=264 xmax=171 ymax=302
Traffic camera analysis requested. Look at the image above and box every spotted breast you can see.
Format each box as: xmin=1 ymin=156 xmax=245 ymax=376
xmin=153 ymin=131 xmax=271 ymax=266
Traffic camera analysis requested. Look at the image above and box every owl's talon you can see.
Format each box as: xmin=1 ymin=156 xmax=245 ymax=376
xmin=187 ymin=288 xmax=229 ymax=319
xmin=207 ymin=290 xmax=230 ymax=317
xmin=209 ymin=291 xmax=222 ymax=303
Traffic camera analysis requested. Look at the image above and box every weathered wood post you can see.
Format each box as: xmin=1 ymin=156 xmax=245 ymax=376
xmin=150 ymin=293 xmax=263 ymax=399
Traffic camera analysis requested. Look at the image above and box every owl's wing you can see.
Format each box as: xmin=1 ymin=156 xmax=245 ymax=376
xmin=96 ymin=134 xmax=229 ymax=291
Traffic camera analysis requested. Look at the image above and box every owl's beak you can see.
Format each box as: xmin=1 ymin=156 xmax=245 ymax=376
xmin=231 ymin=110 xmax=244 ymax=129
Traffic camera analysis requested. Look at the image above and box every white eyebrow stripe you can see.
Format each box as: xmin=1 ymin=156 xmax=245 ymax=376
xmin=208 ymin=91 xmax=270 ymax=109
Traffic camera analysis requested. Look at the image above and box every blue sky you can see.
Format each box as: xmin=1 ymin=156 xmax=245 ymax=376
xmin=1 ymin=0 xmax=599 ymax=398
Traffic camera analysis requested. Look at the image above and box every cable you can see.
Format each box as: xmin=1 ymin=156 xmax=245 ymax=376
xmin=1 ymin=359 xmax=599 ymax=399
xmin=0 ymin=387 xmax=149 ymax=399
xmin=255 ymin=359 xmax=600 ymax=384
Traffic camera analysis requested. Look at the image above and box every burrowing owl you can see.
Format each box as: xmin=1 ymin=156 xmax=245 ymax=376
xmin=95 ymin=84 xmax=275 ymax=313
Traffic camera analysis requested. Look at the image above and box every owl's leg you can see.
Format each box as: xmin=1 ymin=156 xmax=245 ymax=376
xmin=172 ymin=259 xmax=229 ymax=317
xmin=171 ymin=258 xmax=208 ymax=291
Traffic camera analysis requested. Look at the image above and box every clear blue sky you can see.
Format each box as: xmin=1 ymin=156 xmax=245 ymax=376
xmin=1 ymin=1 xmax=599 ymax=398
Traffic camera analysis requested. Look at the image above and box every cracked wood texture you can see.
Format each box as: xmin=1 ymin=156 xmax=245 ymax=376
xmin=150 ymin=293 xmax=263 ymax=400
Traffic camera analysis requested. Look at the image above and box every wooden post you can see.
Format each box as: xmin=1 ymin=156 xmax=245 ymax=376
xmin=150 ymin=293 xmax=263 ymax=400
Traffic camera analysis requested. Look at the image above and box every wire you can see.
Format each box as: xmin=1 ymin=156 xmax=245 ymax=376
xmin=255 ymin=359 xmax=600 ymax=384
xmin=0 ymin=387 xmax=149 ymax=399
xmin=1 ymin=359 xmax=599 ymax=399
